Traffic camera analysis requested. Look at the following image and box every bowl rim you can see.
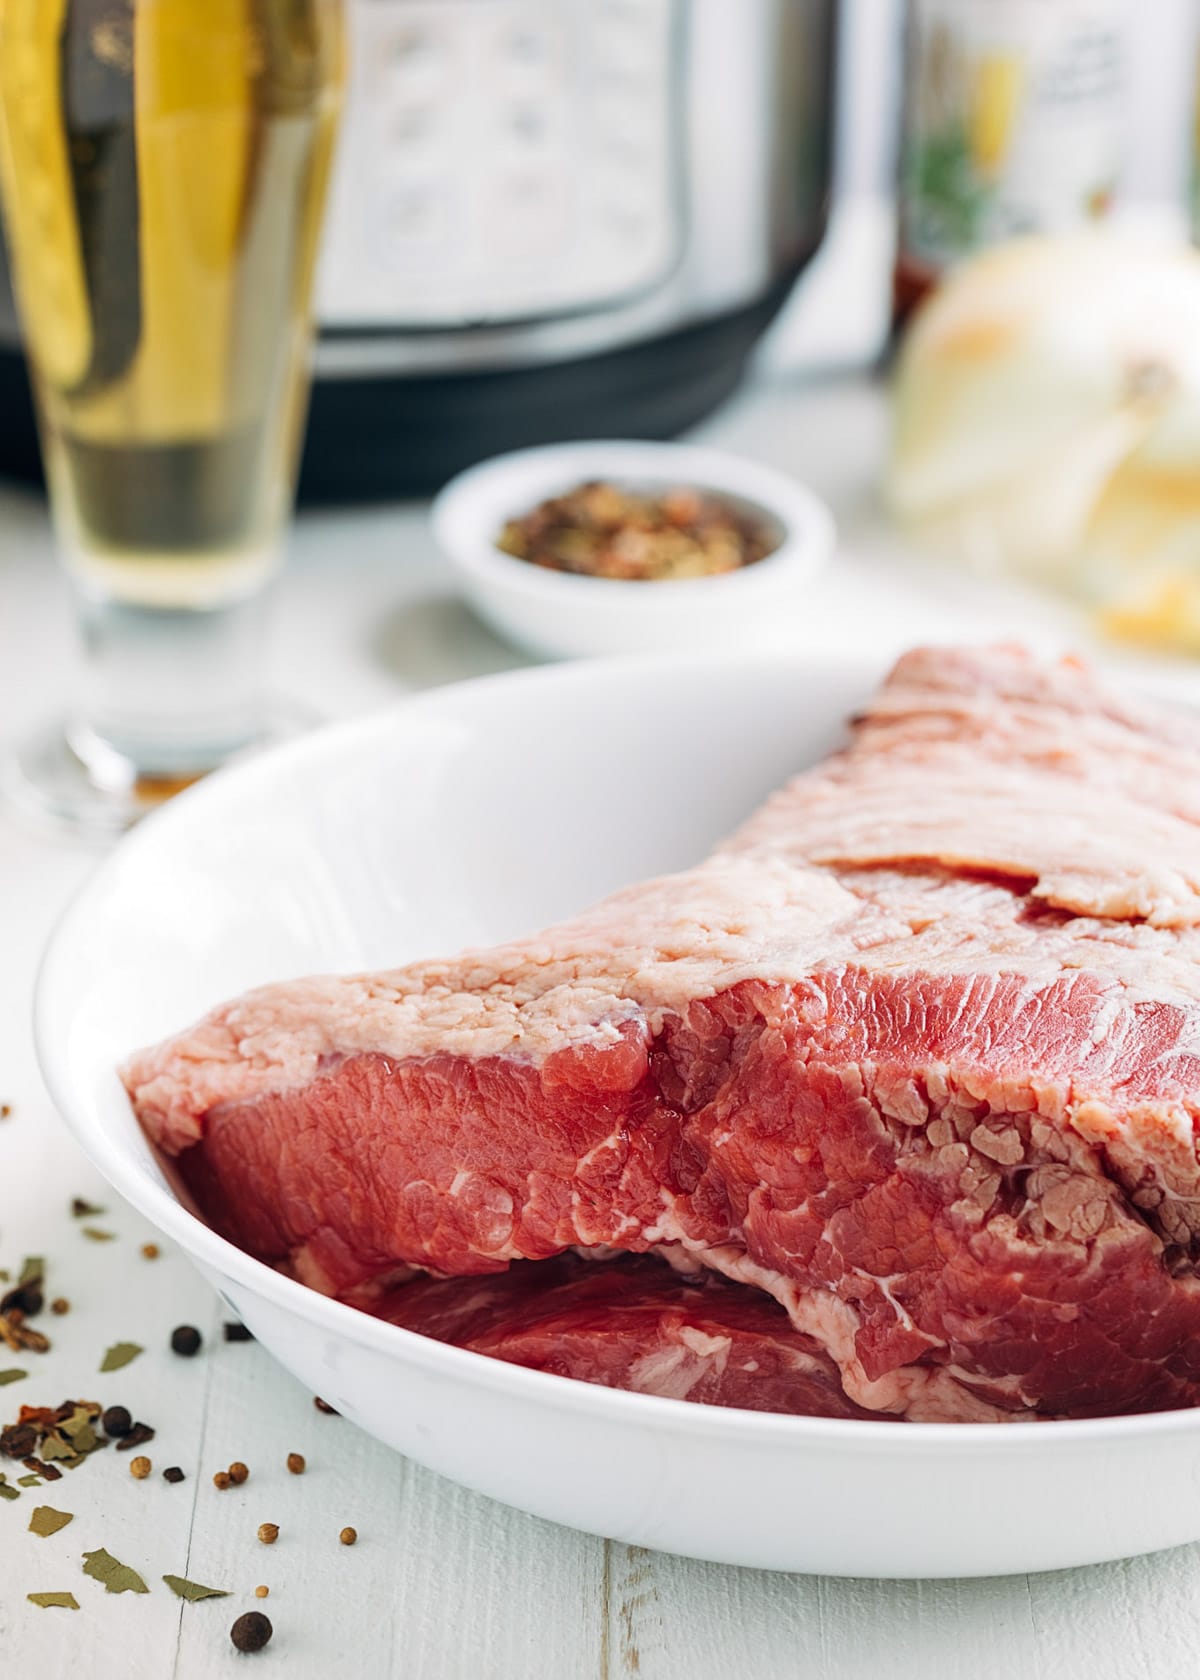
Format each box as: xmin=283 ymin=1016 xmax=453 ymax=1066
xmin=430 ymin=438 xmax=837 ymax=604
xmin=34 ymin=646 xmax=1200 ymax=1455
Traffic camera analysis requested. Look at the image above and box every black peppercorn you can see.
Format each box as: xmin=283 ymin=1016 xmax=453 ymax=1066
xmin=163 ymin=1465 xmax=185 ymax=1484
xmin=170 ymin=1324 xmax=202 ymax=1357
xmin=102 ymin=1405 xmax=133 ymax=1439
xmin=223 ymin=1321 xmax=253 ymax=1342
xmin=230 ymin=1611 xmax=273 ymax=1652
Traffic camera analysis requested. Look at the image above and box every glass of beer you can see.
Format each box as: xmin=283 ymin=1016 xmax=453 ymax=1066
xmin=0 ymin=0 xmax=343 ymax=832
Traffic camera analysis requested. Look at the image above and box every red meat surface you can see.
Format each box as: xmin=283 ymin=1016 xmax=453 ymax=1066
xmin=125 ymin=647 xmax=1200 ymax=1421
xmin=371 ymin=1253 xmax=879 ymax=1418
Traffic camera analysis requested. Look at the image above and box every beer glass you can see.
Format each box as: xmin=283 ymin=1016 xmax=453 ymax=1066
xmin=0 ymin=0 xmax=343 ymax=831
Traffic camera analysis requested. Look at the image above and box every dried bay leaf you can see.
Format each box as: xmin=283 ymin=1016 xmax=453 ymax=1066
xmin=29 ymin=1505 xmax=73 ymax=1537
xmin=71 ymin=1198 xmax=104 ymax=1218
xmin=82 ymin=1547 xmax=149 ymax=1594
xmin=162 ymin=1574 xmax=230 ymax=1602
xmin=99 ymin=1342 xmax=142 ymax=1373
xmin=28 ymin=1591 xmax=79 ymax=1609
xmin=17 ymin=1475 xmax=41 ymax=1487
xmin=0 ymin=1368 xmax=26 ymax=1386
xmin=81 ymin=1228 xmax=115 ymax=1243
xmin=18 ymin=1257 xmax=44 ymax=1286
xmin=0 ymin=1477 xmax=18 ymax=1500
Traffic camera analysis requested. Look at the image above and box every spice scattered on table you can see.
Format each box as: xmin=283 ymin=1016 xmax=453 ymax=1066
xmin=213 ymin=1470 xmax=232 ymax=1490
xmin=82 ymin=1547 xmax=150 ymax=1595
xmin=115 ymin=1422 xmax=155 ymax=1453
xmin=163 ymin=1573 xmax=230 ymax=1602
xmin=100 ymin=1341 xmax=143 ymax=1373
xmin=0 ymin=1259 xmax=51 ymax=1355
xmin=0 ymin=1474 xmax=18 ymax=1500
xmin=80 ymin=1227 xmax=116 ymax=1243
xmin=339 ymin=1526 xmax=357 ymax=1546
xmin=496 ymin=480 xmax=779 ymax=582
xmin=0 ymin=1103 xmax=12 ymax=1119
xmin=140 ymin=1243 xmax=160 ymax=1260
xmin=101 ymin=1405 xmax=132 ymax=1439
xmin=129 ymin=1455 xmax=152 ymax=1479
xmin=231 ymin=1611 xmax=273 ymax=1652
xmin=223 ymin=1321 xmax=253 ymax=1342
xmin=163 ymin=1465 xmax=185 ymax=1484
xmin=29 ymin=1505 xmax=73 ymax=1537
xmin=257 ymin=1522 xmax=279 ymax=1545
xmin=27 ymin=1591 xmax=79 ymax=1610
xmin=0 ymin=1368 xmax=27 ymax=1386
xmin=50 ymin=1298 xmax=69 ymax=1315
xmin=255 ymin=1585 xmax=269 ymax=1599
xmin=2 ymin=1400 xmax=108 ymax=1477
xmin=170 ymin=1325 xmax=202 ymax=1357
xmin=228 ymin=1460 xmax=249 ymax=1485
xmin=313 ymin=1396 xmax=338 ymax=1415
xmin=286 ymin=1451 xmax=305 ymax=1475
xmin=70 ymin=1198 xmax=103 ymax=1218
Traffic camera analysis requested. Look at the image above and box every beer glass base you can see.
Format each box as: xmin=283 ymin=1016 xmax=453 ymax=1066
xmin=2 ymin=703 xmax=314 ymax=841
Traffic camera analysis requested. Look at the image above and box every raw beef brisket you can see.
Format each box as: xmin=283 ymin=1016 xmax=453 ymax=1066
xmin=124 ymin=647 xmax=1200 ymax=1421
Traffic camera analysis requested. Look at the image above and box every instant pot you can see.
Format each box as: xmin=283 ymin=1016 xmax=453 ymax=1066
xmin=0 ymin=0 xmax=836 ymax=500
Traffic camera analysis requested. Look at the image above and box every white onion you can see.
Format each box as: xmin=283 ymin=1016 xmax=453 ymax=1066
xmin=887 ymin=234 xmax=1200 ymax=651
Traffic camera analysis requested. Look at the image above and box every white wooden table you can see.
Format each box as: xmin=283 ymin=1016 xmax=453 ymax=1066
xmin=2 ymin=375 xmax=1199 ymax=1680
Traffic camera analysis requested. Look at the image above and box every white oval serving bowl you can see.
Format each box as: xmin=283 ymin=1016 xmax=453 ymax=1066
xmin=431 ymin=440 xmax=836 ymax=660
xmin=35 ymin=649 xmax=1200 ymax=1579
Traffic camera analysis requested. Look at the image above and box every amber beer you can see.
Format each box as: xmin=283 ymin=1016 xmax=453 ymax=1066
xmin=0 ymin=0 xmax=343 ymax=610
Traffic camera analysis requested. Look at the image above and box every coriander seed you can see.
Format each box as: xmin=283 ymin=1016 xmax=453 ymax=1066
xmin=228 ymin=1461 xmax=249 ymax=1485
xmin=255 ymin=1585 xmax=269 ymax=1599
xmin=339 ymin=1526 xmax=357 ymax=1546
xmin=213 ymin=1470 xmax=232 ymax=1490
xmin=230 ymin=1611 xmax=273 ymax=1653
xmin=257 ymin=1522 xmax=279 ymax=1545
xmin=286 ymin=1452 xmax=305 ymax=1475
xmin=129 ymin=1455 xmax=152 ymax=1479
xmin=169 ymin=1324 xmax=201 ymax=1357
xmin=101 ymin=1405 xmax=132 ymax=1439
xmin=49 ymin=1298 xmax=69 ymax=1315
xmin=140 ymin=1243 xmax=159 ymax=1260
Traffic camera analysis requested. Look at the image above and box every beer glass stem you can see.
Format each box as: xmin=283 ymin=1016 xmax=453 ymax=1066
xmin=67 ymin=583 xmax=274 ymax=789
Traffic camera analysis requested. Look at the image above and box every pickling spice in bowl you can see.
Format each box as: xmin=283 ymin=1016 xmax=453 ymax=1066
xmin=496 ymin=480 xmax=778 ymax=582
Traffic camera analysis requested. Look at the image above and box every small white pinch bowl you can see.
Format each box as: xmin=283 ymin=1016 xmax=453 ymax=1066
xmin=431 ymin=440 xmax=836 ymax=659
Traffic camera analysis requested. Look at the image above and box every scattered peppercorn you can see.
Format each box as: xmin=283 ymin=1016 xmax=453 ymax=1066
xmin=170 ymin=1325 xmax=202 ymax=1358
xmin=163 ymin=1466 xmax=185 ymax=1484
xmin=313 ymin=1397 xmax=339 ymax=1415
xmin=255 ymin=1585 xmax=269 ymax=1599
xmin=257 ymin=1522 xmax=279 ymax=1545
xmin=213 ymin=1470 xmax=232 ymax=1491
xmin=49 ymin=1298 xmax=69 ymax=1316
xmin=286 ymin=1452 xmax=305 ymax=1475
xmin=129 ymin=1455 xmax=152 ymax=1479
xmin=228 ymin=1461 xmax=249 ymax=1485
xmin=102 ymin=1405 xmax=132 ymax=1439
xmin=115 ymin=1421 xmax=155 ymax=1452
xmin=339 ymin=1526 xmax=357 ymax=1546
xmin=230 ymin=1611 xmax=273 ymax=1653
xmin=140 ymin=1243 xmax=159 ymax=1260
xmin=223 ymin=1322 xmax=253 ymax=1343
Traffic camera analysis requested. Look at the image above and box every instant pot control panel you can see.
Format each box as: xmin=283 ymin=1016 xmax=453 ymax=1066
xmin=317 ymin=0 xmax=682 ymax=331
